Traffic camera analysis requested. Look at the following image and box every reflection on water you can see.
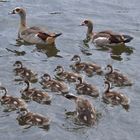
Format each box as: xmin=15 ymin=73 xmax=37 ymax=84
xmin=6 ymin=48 xmax=26 ymax=56
xmin=81 ymin=41 xmax=134 ymax=61
xmin=35 ymin=44 xmax=61 ymax=58
xmin=11 ymin=39 xmax=61 ymax=58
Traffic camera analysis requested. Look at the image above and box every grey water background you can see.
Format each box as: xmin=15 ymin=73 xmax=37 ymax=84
xmin=0 ymin=0 xmax=140 ymax=139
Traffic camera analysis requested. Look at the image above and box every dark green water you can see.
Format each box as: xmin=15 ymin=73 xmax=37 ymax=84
xmin=0 ymin=0 xmax=140 ymax=140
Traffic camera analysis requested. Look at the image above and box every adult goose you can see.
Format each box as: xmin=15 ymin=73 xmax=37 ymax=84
xmin=81 ymin=20 xmax=133 ymax=46
xmin=10 ymin=7 xmax=62 ymax=45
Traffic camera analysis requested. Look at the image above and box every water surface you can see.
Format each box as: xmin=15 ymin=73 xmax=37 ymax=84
xmin=0 ymin=0 xmax=140 ymax=140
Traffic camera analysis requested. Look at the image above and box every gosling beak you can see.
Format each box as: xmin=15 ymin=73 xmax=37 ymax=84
xmin=54 ymin=68 xmax=57 ymax=72
xmin=71 ymin=58 xmax=74 ymax=61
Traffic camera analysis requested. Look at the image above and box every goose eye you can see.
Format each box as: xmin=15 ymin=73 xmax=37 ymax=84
xmin=16 ymin=8 xmax=20 ymax=12
xmin=84 ymin=20 xmax=88 ymax=24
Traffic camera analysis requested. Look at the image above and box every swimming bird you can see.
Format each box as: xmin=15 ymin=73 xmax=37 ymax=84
xmin=103 ymin=64 xmax=132 ymax=86
xmin=75 ymin=77 xmax=99 ymax=97
xmin=54 ymin=65 xmax=82 ymax=83
xmin=20 ymin=80 xmax=52 ymax=104
xmin=80 ymin=19 xmax=133 ymax=46
xmin=103 ymin=81 xmax=130 ymax=110
xmin=0 ymin=86 xmax=27 ymax=111
xmin=17 ymin=108 xmax=51 ymax=128
xmin=65 ymin=93 xmax=97 ymax=125
xmin=70 ymin=55 xmax=102 ymax=76
xmin=40 ymin=73 xmax=69 ymax=94
xmin=10 ymin=7 xmax=62 ymax=45
xmin=13 ymin=61 xmax=38 ymax=82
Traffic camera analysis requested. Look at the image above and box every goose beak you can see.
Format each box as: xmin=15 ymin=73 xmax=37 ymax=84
xmin=54 ymin=68 xmax=57 ymax=72
xmin=8 ymin=10 xmax=16 ymax=15
xmin=80 ymin=22 xmax=85 ymax=26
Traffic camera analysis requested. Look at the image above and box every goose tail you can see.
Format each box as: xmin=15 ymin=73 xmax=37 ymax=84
xmin=53 ymin=33 xmax=62 ymax=38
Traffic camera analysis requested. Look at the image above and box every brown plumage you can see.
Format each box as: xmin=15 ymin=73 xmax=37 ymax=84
xmin=81 ymin=20 xmax=133 ymax=46
xmin=17 ymin=108 xmax=50 ymax=128
xmin=10 ymin=7 xmax=62 ymax=45
xmin=54 ymin=65 xmax=82 ymax=82
xmin=103 ymin=81 xmax=130 ymax=110
xmin=13 ymin=61 xmax=38 ymax=82
xmin=0 ymin=86 xmax=27 ymax=111
xmin=104 ymin=64 xmax=132 ymax=86
xmin=65 ymin=94 xmax=97 ymax=125
xmin=75 ymin=77 xmax=99 ymax=97
xmin=70 ymin=55 xmax=102 ymax=76
xmin=40 ymin=73 xmax=69 ymax=94
xmin=21 ymin=80 xmax=51 ymax=104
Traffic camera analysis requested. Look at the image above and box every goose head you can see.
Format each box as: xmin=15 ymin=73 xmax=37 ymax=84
xmin=13 ymin=61 xmax=23 ymax=69
xmin=103 ymin=64 xmax=113 ymax=74
xmin=76 ymin=76 xmax=83 ymax=84
xmin=41 ymin=73 xmax=51 ymax=82
xmin=10 ymin=7 xmax=26 ymax=16
xmin=0 ymin=86 xmax=7 ymax=98
xmin=54 ymin=65 xmax=64 ymax=75
xmin=17 ymin=108 xmax=28 ymax=117
xmin=81 ymin=20 xmax=93 ymax=28
xmin=71 ymin=55 xmax=81 ymax=64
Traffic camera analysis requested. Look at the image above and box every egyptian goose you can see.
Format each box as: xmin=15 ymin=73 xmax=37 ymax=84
xmin=20 ymin=80 xmax=52 ymax=104
xmin=70 ymin=55 xmax=102 ymax=76
xmin=65 ymin=93 xmax=97 ymax=125
xmin=17 ymin=108 xmax=51 ymax=128
xmin=10 ymin=7 xmax=62 ymax=45
xmin=103 ymin=64 xmax=132 ymax=86
xmin=81 ymin=20 xmax=133 ymax=46
xmin=40 ymin=73 xmax=69 ymax=94
xmin=75 ymin=77 xmax=99 ymax=97
xmin=13 ymin=61 xmax=38 ymax=82
xmin=54 ymin=65 xmax=82 ymax=83
xmin=0 ymin=86 xmax=27 ymax=111
xmin=103 ymin=81 xmax=130 ymax=110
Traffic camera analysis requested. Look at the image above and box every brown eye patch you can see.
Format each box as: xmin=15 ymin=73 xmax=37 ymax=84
xmin=84 ymin=20 xmax=89 ymax=24
xmin=15 ymin=8 xmax=20 ymax=12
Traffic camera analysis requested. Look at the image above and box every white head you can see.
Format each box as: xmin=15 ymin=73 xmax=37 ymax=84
xmin=17 ymin=108 xmax=28 ymax=117
xmin=10 ymin=7 xmax=26 ymax=15
xmin=13 ymin=61 xmax=23 ymax=69
xmin=80 ymin=20 xmax=93 ymax=28
xmin=103 ymin=65 xmax=113 ymax=74
xmin=0 ymin=86 xmax=7 ymax=98
xmin=71 ymin=55 xmax=81 ymax=63
xmin=54 ymin=65 xmax=64 ymax=74
xmin=41 ymin=73 xmax=51 ymax=81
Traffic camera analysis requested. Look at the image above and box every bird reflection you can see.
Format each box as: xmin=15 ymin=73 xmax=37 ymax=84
xmin=13 ymin=39 xmax=62 ymax=58
xmin=81 ymin=41 xmax=134 ymax=61
xmin=35 ymin=43 xmax=61 ymax=58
